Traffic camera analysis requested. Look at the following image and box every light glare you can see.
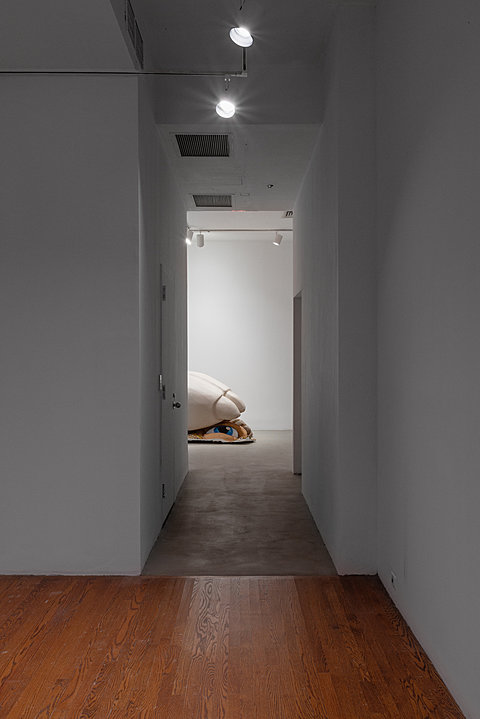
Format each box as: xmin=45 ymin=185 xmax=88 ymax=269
xmin=229 ymin=27 xmax=253 ymax=47
xmin=216 ymin=99 xmax=236 ymax=118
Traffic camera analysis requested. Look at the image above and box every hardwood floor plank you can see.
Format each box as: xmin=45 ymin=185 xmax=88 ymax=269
xmin=95 ymin=580 xmax=173 ymax=718
xmin=0 ymin=575 xmax=466 ymax=719
xmin=0 ymin=578 xmax=84 ymax=715
xmin=343 ymin=579 xmax=465 ymax=716
xmin=279 ymin=583 xmax=331 ymax=718
xmin=173 ymin=577 xmax=230 ymax=719
xmin=134 ymin=577 xmax=188 ymax=718
xmin=76 ymin=580 xmax=150 ymax=718
xmin=7 ymin=577 xmax=122 ymax=719
xmin=0 ymin=577 xmax=40 ymax=625
xmin=43 ymin=578 xmax=136 ymax=717
xmin=0 ymin=578 xmax=52 ymax=662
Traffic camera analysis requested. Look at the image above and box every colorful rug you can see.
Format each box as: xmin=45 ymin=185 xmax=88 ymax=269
xmin=188 ymin=418 xmax=255 ymax=444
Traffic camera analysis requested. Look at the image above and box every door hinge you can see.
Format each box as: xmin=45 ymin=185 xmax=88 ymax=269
xmin=158 ymin=374 xmax=166 ymax=399
xmin=162 ymin=483 xmax=166 ymax=499
xmin=162 ymin=285 xmax=166 ymax=301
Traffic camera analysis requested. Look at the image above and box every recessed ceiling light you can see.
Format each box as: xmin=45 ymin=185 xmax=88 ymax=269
xmin=216 ymin=99 xmax=236 ymax=118
xmin=229 ymin=27 xmax=253 ymax=47
xmin=267 ymin=184 xmax=274 ymax=188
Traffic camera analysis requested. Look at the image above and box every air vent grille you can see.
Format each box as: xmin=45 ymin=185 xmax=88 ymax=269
xmin=176 ymin=134 xmax=230 ymax=157
xmin=193 ymin=194 xmax=232 ymax=208
xmin=125 ymin=0 xmax=144 ymax=69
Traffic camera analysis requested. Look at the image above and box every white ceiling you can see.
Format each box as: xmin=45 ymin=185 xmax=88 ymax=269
xmin=187 ymin=210 xmax=293 ymax=242
xmin=158 ymin=123 xmax=319 ymax=212
xmin=0 ymin=0 xmax=340 ymax=234
xmin=188 ymin=210 xmax=293 ymax=231
xmin=131 ymin=0 xmax=338 ymax=226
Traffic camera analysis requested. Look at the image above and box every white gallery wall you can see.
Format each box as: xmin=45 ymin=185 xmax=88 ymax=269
xmin=376 ymin=1 xmax=480 ymax=716
xmin=0 ymin=3 xmax=188 ymax=574
xmin=295 ymin=1 xmax=480 ymax=715
xmin=0 ymin=75 xmax=142 ymax=574
xmin=294 ymin=5 xmax=377 ymax=575
xmin=188 ymin=238 xmax=293 ymax=430
xmin=138 ymin=79 xmax=188 ymax=566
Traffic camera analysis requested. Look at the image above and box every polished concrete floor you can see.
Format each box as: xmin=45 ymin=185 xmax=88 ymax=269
xmin=143 ymin=431 xmax=336 ymax=576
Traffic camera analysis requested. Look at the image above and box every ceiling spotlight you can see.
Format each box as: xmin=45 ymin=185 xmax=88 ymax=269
xmin=185 ymin=229 xmax=193 ymax=245
xmin=273 ymin=233 xmax=283 ymax=246
xmin=197 ymin=233 xmax=205 ymax=248
xmin=216 ymin=99 xmax=236 ymax=118
xmin=229 ymin=27 xmax=253 ymax=47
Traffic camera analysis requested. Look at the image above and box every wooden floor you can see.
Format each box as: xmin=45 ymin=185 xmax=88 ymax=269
xmin=0 ymin=576 xmax=464 ymax=718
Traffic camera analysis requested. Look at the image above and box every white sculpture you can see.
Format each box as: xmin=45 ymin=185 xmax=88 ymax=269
xmin=188 ymin=371 xmax=246 ymax=431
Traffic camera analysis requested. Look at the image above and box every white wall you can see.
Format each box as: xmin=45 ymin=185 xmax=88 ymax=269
xmin=0 ymin=76 xmax=142 ymax=573
xmin=294 ymin=5 xmax=377 ymax=574
xmin=0 ymin=73 xmax=188 ymax=575
xmin=138 ymin=78 xmax=189 ymax=567
xmin=188 ymin=239 xmax=293 ymax=430
xmin=0 ymin=0 xmax=133 ymax=70
xmin=376 ymin=2 xmax=480 ymax=716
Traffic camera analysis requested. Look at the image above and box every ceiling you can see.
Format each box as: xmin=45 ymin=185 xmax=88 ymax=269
xmin=133 ymin=0 xmax=337 ymax=125
xmin=187 ymin=210 xmax=293 ymax=243
xmin=158 ymin=123 xmax=320 ymax=212
xmin=130 ymin=0 xmax=338 ymax=227
xmin=1 ymin=0 xmax=341 ymax=234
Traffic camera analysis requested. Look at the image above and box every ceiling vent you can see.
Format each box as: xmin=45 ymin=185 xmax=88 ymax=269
xmin=176 ymin=134 xmax=230 ymax=158
xmin=283 ymin=210 xmax=294 ymax=218
xmin=125 ymin=0 xmax=144 ymax=68
xmin=193 ymin=194 xmax=233 ymax=208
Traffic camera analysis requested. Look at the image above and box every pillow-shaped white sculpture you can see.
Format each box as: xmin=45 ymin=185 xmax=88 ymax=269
xmin=188 ymin=372 xmax=246 ymax=431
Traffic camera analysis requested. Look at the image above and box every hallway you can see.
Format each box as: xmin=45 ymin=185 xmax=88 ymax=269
xmin=144 ymin=432 xmax=335 ymax=576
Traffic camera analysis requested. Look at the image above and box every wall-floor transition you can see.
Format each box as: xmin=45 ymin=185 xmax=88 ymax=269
xmin=295 ymin=3 xmax=480 ymax=717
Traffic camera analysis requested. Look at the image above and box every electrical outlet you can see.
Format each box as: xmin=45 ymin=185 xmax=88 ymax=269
xmin=390 ymin=571 xmax=397 ymax=590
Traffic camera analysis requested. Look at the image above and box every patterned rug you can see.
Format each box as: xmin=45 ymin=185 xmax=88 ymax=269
xmin=188 ymin=418 xmax=255 ymax=443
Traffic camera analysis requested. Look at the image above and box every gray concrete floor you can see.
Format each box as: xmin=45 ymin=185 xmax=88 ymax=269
xmin=143 ymin=431 xmax=336 ymax=576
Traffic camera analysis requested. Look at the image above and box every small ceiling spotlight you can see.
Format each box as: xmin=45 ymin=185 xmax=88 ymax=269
xmin=196 ymin=233 xmax=205 ymax=248
xmin=216 ymin=75 xmax=236 ymax=118
xmin=185 ymin=229 xmax=193 ymax=245
xmin=267 ymin=184 xmax=274 ymax=189
xmin=273 ymin=233 xmax=283 ymax=246
xmin=216 ymin=99 xmax=236 ymax=118
xmin=229 ymin=27 xmax=253 ymax=47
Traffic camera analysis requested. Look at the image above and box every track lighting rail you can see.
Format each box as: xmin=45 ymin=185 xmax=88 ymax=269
xmin=188 ymin=228 xmax=293 ymax=233
xmin=0 ymin=49 xmax=248 ymax=78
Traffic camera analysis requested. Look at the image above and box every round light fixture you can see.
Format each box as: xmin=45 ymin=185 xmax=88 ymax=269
xmin=215 ymin=99 xmax=236 ymax=118
xmin=229 ymin=26 xmax=253 ymax=47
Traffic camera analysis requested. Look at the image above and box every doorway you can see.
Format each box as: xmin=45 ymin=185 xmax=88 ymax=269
xmin=142 ymin=222 xmax=336 ymax=576
xmin=186 ymin=228 xmax=294 ymax=434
